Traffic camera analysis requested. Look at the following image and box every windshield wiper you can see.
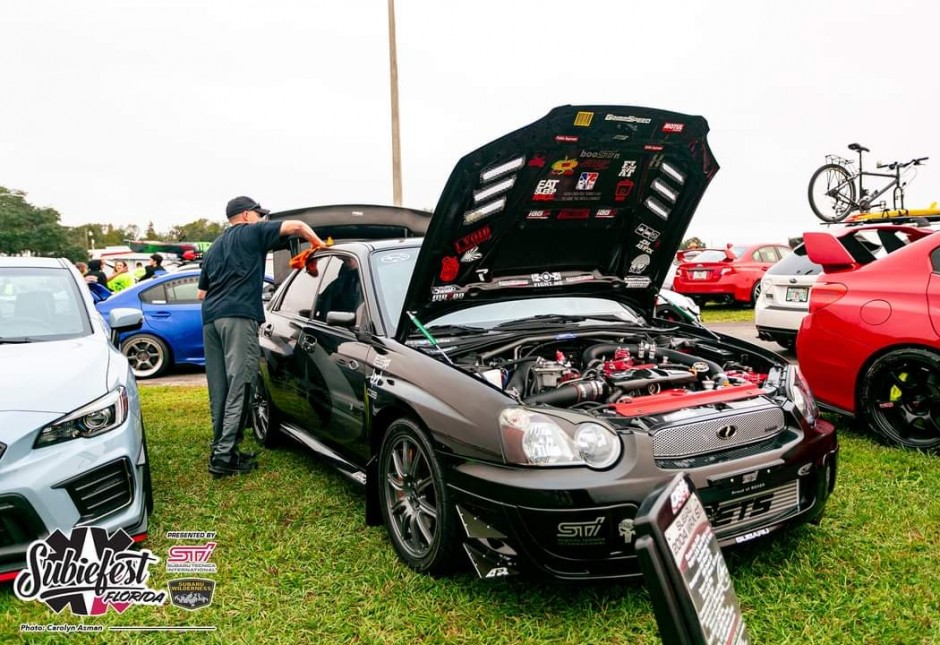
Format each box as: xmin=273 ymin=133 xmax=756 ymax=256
xmin=0 ymin=337 xmax=36 ymax=344
xmin=417 ymin=324 xmax=487 ymax=336
xmin=492 ymin=314 xmax=633 ymax=330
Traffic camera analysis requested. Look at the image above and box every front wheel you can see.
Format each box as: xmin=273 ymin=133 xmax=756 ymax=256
xmin=378 ymin=418 xmax=459 ymax=575
xmin=808 ymin=163 xmax=857 ymax=222
xmin=860 ymin=348 xmax=940 ymax=451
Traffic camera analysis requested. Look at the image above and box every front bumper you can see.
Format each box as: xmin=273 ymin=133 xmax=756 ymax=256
xmin=448 ymin=420 xmax=838 ymax=581
xmin=0 ymin=419 xmax=149 ymax=581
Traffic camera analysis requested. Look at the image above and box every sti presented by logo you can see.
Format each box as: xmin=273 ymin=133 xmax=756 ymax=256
xmin=166 ymin=542 xmax=217 ymax=574
xmin=557 ymin=517 xmax=605 ymax=539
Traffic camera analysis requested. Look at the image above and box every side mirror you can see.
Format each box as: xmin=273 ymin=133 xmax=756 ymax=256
xmin=108 ymin=308 xmax=144 ymax=345
xmin=325 ymin=311 xmax=356 ymax=328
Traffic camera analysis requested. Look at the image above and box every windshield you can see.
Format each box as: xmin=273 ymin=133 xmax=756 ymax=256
xmin=370 ymin=247 xmax=645 ymax=334
xmin=371 ymin=248 xmax=421 ymax=335
xmin=0 ymin=267 xmax=92 ymax=341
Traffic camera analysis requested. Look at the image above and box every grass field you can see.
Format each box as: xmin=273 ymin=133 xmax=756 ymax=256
xmin=1 ymin=386 xmax=938 ymax=644
xmin=700 ymin=305 xmax=756 ymax=324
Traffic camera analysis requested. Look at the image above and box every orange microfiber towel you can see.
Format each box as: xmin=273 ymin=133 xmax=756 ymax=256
xmin=289 ymin=239 xmax=333 ymax=276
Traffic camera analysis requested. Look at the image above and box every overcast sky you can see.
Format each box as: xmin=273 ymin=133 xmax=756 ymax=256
xmin=3 ymin=0 xmax=939 ymax=247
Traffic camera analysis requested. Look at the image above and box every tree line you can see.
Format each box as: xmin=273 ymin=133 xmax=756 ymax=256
xmin=0 ymin=186 xmax=227 ymax=262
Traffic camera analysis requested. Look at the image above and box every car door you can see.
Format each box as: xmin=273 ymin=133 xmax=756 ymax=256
xmin=261 ymin=267 xmax=325 ymax=424
xmin=297 ymin=255 xmax=371 ymax=461
xmin=138 ymin=276 xmax=204 ymax=363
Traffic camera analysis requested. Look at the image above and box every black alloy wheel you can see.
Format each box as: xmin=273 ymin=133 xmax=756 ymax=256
xmin=860 ymin=348 xmax=940 ymax=451
xmin=251 ymin=379 xmax=283 ymax=447
xmin=378 ymin=418 xmax=459 ymax=574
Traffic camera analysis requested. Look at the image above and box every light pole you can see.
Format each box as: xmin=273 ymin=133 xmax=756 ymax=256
xmin=388 ymin=0 xmax=403 ymax=206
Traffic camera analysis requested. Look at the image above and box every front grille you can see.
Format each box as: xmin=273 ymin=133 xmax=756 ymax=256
xmin=0 ymin=495 xmax=46 ymax=550
xmin=656 ymin=430 xmax=797 ymax=469
xmin=652 ymin=407 xmax=786 ymax=459
xmin=56 ymin=459 xmax=134 ymax=521
xmin=709 ymin=480 xmax=800 ymax=536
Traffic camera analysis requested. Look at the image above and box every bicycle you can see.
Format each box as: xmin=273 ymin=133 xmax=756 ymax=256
xmin=807 ymin=142 xmax=928 ymax=223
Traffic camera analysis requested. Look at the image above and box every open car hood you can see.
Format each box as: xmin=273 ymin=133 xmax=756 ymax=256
xmin=398 ymin=105 xmax=718 ymax=338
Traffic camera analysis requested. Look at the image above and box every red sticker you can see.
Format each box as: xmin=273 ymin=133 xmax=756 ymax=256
xmin=644 ymin=144 xmax=664 ymax=151
xmin=558 ymin=209 xmax=590 ymax=220
xmin=614 ymin=179 xmax=635 ymax=202
xmin=528 ymin=153 xmax=546 ymax=168
xmin=439 ymin=256 xmax=460 ymax=283
xmin=662 ymin=123 xmax=684 ymax=133
xmin=453 ymin=225 xmax=492 ymax=253
xmin=555 ymin=135 xmax=579 ymax=142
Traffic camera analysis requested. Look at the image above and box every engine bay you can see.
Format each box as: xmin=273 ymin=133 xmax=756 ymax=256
xmin=452 ymin=332 xmax=779 ymax=418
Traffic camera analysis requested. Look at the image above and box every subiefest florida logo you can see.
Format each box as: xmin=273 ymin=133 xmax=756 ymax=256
xmin=14 ymin=527 xmax=166 ymax=615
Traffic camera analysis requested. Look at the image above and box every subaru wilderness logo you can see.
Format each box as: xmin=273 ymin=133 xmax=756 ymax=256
xmin=167 ymin=578 xmax=215 ymax=611
xmin=14 ymin=527 xmax=166 ymax=615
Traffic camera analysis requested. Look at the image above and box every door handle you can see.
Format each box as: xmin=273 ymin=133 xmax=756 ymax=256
xmin=151 ymin=312 xmax=171 ymax=319
xmin=299 ymin=335 xmax=317 ymax=352
xmin=261 ymin=324 xmax=273 ymax=338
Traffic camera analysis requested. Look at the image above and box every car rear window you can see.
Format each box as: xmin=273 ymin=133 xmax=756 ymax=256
xmin=767 ymin=246 xmax=821 ymax=276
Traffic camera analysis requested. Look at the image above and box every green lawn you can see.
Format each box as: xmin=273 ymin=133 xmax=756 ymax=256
xmin=1 ymin=386 xmax=938 ymax=644
xmin=700 ymin=305 xmax=756 ymax=324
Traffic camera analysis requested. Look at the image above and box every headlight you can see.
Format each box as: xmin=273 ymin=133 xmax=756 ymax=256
xmin=34 ymin=387 xmax=129 ymax=448
xmin=786 ymin=366 xmax=818 ymax=424
xmin=499 ymin=408 xmax=621 ymax=469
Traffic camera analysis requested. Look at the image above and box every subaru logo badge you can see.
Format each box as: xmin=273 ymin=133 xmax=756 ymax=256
xmin=717 ymin=425 xmax=737 ymax=440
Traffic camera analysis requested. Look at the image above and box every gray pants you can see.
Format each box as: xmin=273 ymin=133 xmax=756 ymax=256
xmin=203 ymin=317 xmax=260 ymax=460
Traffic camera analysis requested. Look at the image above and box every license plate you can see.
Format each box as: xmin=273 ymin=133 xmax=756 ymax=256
xmin=706 ymin=480 xmax=800 ymax=532
xmin=692 ymin=270 xmax=708 ymax=280
xmin=785 ymin=287 xmax=808 ymax=303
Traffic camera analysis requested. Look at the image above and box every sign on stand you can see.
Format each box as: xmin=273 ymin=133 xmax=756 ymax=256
xmin=635 ymin=474 xmax=750 ymax=645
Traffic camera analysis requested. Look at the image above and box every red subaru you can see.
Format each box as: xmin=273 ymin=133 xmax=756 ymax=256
xmin=797 ymin=225 xmax=940 ymax=451
xmin=672 ymin=243 xmax=791 ymax=305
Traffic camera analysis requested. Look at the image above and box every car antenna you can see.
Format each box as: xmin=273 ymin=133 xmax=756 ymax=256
xmin=406 ymin=311 xmax=455 ymax=366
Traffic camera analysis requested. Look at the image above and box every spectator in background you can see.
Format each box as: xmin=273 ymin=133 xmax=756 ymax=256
xmin=133 ymin=262 xmax=146 ymax=281
xmin=86 ymin=259 xmax=110 ymax=287
xmin=150 ymin=253 xmax=168 ymax=277
xmin=107 ymin=261 xmax=135 ymax=292
xmin=75 ymin=261 xmax=88 ymax=276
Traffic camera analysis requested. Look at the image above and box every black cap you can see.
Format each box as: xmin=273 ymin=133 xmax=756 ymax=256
xmin=226 ymin=196 xmax=271 ymax=219
xmin=150 ymin=253 xmax=163 ymax=263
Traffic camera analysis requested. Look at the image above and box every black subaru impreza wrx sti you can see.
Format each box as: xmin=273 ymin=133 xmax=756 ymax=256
xmin=252 ymin=105 xmax=838 ymax=582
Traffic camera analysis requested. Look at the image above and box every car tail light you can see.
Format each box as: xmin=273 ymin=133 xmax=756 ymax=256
xmin=719 ymin=267 xmax=733 ymax=276
xmin=808 ymin=282 xmax=847 ymax=313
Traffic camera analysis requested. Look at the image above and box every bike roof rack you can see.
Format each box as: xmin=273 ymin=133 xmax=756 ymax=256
xmin=824 ymin=208 xmax=940 ymax=228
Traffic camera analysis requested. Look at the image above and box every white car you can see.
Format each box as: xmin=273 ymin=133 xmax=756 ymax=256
xmin=754 ymin=246 xmax=820 ymax=350
xmin=756 ymin=223 xmax=934 ymax=350
xmin=0 ymin=257 xmax=151 ymax=582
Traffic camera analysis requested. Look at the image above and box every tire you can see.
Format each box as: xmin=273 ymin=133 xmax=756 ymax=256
xmin=808 ymin=163 xmax=857 ymax=223
xmin=654 ymin=304 xmax=684 ymax=323
xmin=122 ymin=334 xmax=170 ymax=379
xmin=251 ymin=378 xmax=283 ymax=447
xmin=750 ymin=281 xmax=762 ymax=306
xmin=378 ymin=418 xmax=459 ymax=575
xmin=772 ymin=334 xmax=796 ymax=351
xmin=859 ymin=348 xmax=940 ymax=451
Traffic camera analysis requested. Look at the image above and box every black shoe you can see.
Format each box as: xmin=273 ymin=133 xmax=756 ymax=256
xmin=209 ymin=455 xmax=256 ymax=478
xmin=236 ymin=449 xmax=258 ymax=460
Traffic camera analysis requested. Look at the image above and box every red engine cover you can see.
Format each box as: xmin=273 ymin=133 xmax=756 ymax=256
xmin=613 ymin=383 xmax=764 ymax=418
